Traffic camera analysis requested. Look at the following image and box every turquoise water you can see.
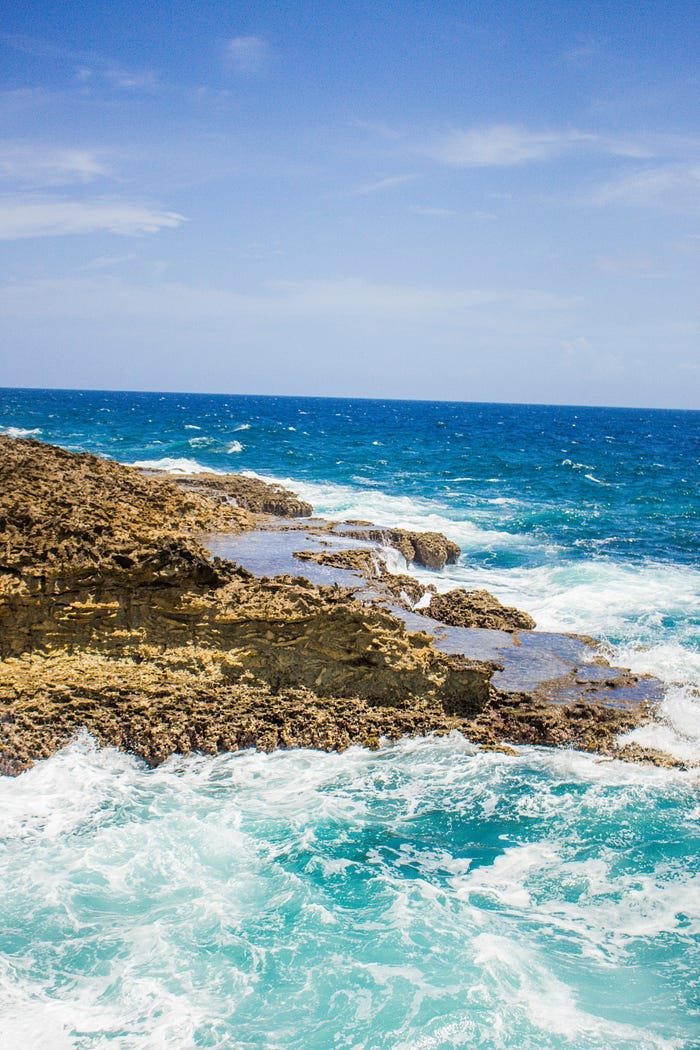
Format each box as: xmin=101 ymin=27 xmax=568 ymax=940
xmin=2 ymin=735 xmax=698 ymax=1049
xmin=0 ymin=389 xmax=698 ymax=1047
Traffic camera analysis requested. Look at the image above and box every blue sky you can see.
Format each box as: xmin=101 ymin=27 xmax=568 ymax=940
xmin=0 ymin=0 xmax=698 ymax=407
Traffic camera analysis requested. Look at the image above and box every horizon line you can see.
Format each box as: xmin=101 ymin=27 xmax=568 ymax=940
xmin=0 ymin=384 xmax=697 ymax=415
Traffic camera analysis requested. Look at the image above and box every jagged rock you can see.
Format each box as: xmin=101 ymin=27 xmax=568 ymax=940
xmin=0 ymin=438 xmax=494 ymax=772
xmin=294 ymin=547 xmax=376 ymax=574
xmin=344 ymin=526 xmax=460 ymax=570
xmin=294 ymin=546 xmax=430 ymax=605
xmin=0 ymin=437 xmax=669 ymax=774
xmin=425 ymin=589 xmax=536 ymax=632
xmin=173 ymin=473 xmax=312 ymax=517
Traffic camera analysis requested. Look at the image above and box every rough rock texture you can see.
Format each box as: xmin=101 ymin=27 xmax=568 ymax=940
xmin=294 ymin=546 xmax=432 ymax=607
xmin=0 ymin=438 xmax=494 ymax=774
xmin=345 ymin=527 xmax=460 ymax=570
xmin=0 ymin=649 xmax=657 ymax=776
xmin=0 ymin=437 xmax=671 ymax=775
xmin=173 ymin=473 xmax=313 ymax=518
xmin=0 ymin=436 xmax=252 ymax=579
xmin=425 ymin=589 xmax=536 ymax=632
xmin=294 ymin=547 xmax=377 ymax=575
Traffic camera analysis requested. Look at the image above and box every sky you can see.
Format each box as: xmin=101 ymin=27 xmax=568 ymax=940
xmin=0 ymin=0 xmax=698 ymax=408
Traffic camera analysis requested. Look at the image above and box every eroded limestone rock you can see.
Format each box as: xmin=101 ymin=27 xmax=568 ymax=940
xmin=425 ymin=589 xmax=536 ymax=632
xmin=344 ymin=527 xmax=460 ymax=570
xmin=0 ymin=438 xmax=494 ymax=773
xmin=173 ymin=473 xmax=313 ymax=517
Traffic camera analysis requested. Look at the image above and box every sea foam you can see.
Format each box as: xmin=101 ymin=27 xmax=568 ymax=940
xmin=127 ymin=456 xmax=226 ymax=475
xmin=0 ymin=735 xmax=696 ymax=1049
xmin=0 ymin=425 xmax=41 ymax=438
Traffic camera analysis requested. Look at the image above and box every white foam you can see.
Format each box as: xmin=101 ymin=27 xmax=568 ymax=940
xmin=471 ymin=933 xmax=678 ymax=1047
xmin=226 ymin=440 xmax=244 ymax=454
xmin=619 ymin=684 xmax=700 ymax=765
xmin=233 ymin=423 xmax=251 ymax=431
xmin=0 ymin=425 xmax=41 ymax=438
xmin=409 ymin=554 xmax=698 ymax=652
xmin=1 ymin=733 xmax=697 ymax=1049
xmin=242 ymin=471 xmax=524 ymax=552
xmin=128 ymin=457 xmax=226 ymax=475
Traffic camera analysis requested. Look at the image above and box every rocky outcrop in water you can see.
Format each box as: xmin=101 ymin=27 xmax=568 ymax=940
xmin=0 ymin=437 xmax=493 ymax=774
xmin=424 ymin=589 xmax=536 ymax=632
xmin=173 ymin=473 xmax=313 ymax=518
xmin=344 ymin=527 xmax=460 ymax=570
xmin=0 ymin=436 xmax=673 ymax=774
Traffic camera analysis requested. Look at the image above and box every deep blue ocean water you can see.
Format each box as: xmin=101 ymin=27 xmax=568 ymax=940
xmin=1 ymin=388 xmax=698 ymax=1048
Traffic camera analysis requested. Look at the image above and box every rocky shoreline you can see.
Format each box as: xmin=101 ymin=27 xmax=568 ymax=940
xmin=0 ymin=436 xmax=679 ymax=774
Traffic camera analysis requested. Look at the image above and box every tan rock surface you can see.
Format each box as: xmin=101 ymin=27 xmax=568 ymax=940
xmin=173 ymin=473 xmax=313 ymax=518
xmin=0 ymin=437 xmax=669 ymax=774
xmin=0 ymin=438 xmax=494 ymax=773
xmin=344 ymin=527 xmax=460 ymax=570
xmin=425 ymin=589 xmax=536 ymax=632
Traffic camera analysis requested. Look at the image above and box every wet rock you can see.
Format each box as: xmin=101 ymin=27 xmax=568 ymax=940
xmin=173 ymin=473 xmax=312 ymax=517
xmin=294 ymin=547 xmax=376 ymax=575
xmin=0 ymin=437 xmax=672 ymax=774
xmin=344 ymin=526 xmax=460 ymax=570
xmin=425 ymin=588 xmax=536 ymax=632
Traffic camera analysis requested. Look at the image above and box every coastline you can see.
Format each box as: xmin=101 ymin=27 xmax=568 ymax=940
xmin=0 ymin=436 xmax=682 ymax=775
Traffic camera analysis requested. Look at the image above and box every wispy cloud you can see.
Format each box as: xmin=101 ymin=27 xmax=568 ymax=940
xmin=76 ymin=64 xmax=159 ymax=91
xmin=0 ymin=197 xmax=185 ymax=239
xmin=0 ymin=274 xmax=574 ymax=321
xmin=348 ymin=174 xmax=417 ymax=196
xmin=365 ymin=121 xmax=695 ymax=169
xmin=426 ymin=125 xmax=595 ymax=167
xmin=0 ymin=142 xmax=107 ymax=186
xmin=408 ymin=205 xmax=454 ymax=217
xmin=77 ymin=252 xmax=137 ymax=271
xmin=2 ymin=32 xmax=158 ymax=92
xmin=588 ymin=163 xmax=700 ymax=211
xmin=225 ymin=36 xmax=270 ymax=76
xmin=596 ymin=253 xmax=654 ymax=275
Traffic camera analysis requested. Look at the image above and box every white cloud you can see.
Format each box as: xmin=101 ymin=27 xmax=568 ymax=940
xmin=427 ymin=125 xmax=594 ymax=167
xmin=226 ymin=36 xmax=270 ymax=76
xmin=76 ymin=64 xmax=159 ymax=90
xmin=348 ymin=174 xmax=417 ymax=196
xmin=0 ymin=143 xmax=107 ymax=186
xmin=409 ymin=205 xmax=454 ymax=217
xmin=416 ymin=124 xmax=697 ymax=169
xmin=0 ymin=197 xmax=185 ymax=239
xmin=4 ymin=32 xmax=158 ymax=92
xmin=0 ymin=274 xmax=574 ymax=323
xmin=596 ymin=253 xmax=654 ymax=275
xmin=589 ymin=163 xmax=700 ymax=211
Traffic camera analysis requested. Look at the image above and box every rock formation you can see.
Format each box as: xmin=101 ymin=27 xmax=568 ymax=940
xmin=0 ymin=437 xmax=492 ymax=773
xmin=424 ymin=589 xmax=536 ymax=632
xmin=0 ymin=436 xmax=670 ymax=774
xmin=173 ymin=472 xmax=313 ymax=518
xmin=344 ymin=527 xmax=460 ymax=570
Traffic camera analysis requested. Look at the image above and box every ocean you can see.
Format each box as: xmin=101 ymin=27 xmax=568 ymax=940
xmin=0 ymin=388 xmax=698 ymax=1048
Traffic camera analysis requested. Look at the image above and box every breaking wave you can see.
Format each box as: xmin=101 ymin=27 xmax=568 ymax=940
xmin=127 ymin=456 xmax=227 ymax=475
xmin=0 ymin=734 xmax=697 ymax=1049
